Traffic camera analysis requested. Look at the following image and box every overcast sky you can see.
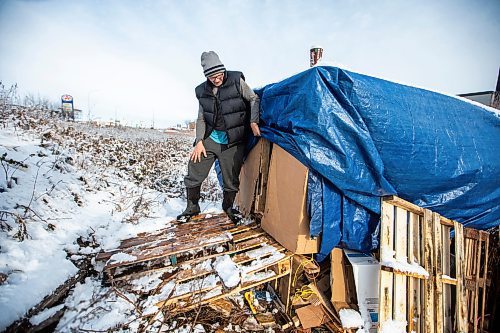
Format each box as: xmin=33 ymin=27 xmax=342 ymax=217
xmin=0 ymin=0 xmax=499 ymax=128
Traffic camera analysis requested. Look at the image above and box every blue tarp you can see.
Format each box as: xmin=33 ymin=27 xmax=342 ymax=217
xmin=255 ymin=66 xmax=500 ymax=261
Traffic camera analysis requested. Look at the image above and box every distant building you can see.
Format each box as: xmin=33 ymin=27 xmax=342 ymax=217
xmin=458 ymin=91 xmax=496 ymax=107
xmin=54 ymin=107 xmax=82 ymax=121
xmin=458 ymin=68 xmax=500 ymax=110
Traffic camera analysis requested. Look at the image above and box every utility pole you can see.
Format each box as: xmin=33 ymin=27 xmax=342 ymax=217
xmin=87 ymin=89 xmax=100 ymax=122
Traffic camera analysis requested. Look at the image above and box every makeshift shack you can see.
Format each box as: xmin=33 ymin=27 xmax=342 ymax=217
xmin=235 ymin=66 xmax=499 ymax=332
xmin=91 ymin=66 xmax=498 ymax=332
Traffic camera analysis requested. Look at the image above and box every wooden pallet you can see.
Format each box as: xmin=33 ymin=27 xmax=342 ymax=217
xmin=96 ymin=214 xmax=267 ymax=280
xmin=96 ymin=212 xmax=294 ymax=319
xmin=379 ymin=196 xmax=468 ymax=333
xmin=96 ymin=214 xmax=236 ymax=263
xmin=154 ymin=251 xmax=293 ymax=312
xmin=464 ymin=228 xmax=490 ymax=333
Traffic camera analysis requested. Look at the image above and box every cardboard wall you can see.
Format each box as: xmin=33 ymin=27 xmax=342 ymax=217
xmin=261 ymin=145 xmax=319 ymax=254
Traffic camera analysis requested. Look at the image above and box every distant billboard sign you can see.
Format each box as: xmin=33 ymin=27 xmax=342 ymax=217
xmin=61 ymin=94 xmax=73 ymax=102
xmin=61 ymin=94 xmax=74 ymax=113
xmin=61 ymin=94 xmax=73 ymax=117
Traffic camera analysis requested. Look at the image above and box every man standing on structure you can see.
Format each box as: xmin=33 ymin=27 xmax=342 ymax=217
xmin=177 ymin=51 xmax=261 ymax=223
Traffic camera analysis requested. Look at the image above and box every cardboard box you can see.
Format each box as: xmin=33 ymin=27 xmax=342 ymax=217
xmin=330 ymin=248 xmax=357 ymax=311
xmin=236 ymin=141 xmax=318 ymax=254
xmin=295 ymin=305 xmax=328 ymax=329
xmin=343 ymin=249 xmax=379 ymax=331
xmin=261 ymin=145 xmax=319 ymax=254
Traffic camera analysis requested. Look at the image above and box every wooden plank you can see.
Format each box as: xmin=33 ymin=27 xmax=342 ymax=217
xmin=233 ymin=235 xmax=274 ymax=250
xmin=479 ymin=232 xmax=489 ymax=332
xmin=285 ymin=256 xmax=293 ymax=312
xmin=455 ymin=222 xmax=468 ymax=332
xmin=464 ymin=235 xmax=473 ymax=325
xmin=255 ymin=139 xmax=271 ymax=213
xmin=433 ymin=213 xmax=444 ymax=333
xmin=121 ymin=215 xmax=235 ymax=248
xmin=104 ymin=232 xmax=233 ymax=270
xmin=442 ymin=224 xmax=453 ymax=333
xmin=380 ymin=265 xmax=428 ymax=280
xmin=384 ymin=196 xmax=424 ymax=215
xmin=464 ymin=228 xmax=480 ymax=240
xmin=241 ymin=252 xmax=294 ymax=276
xmin=416 ymin=213 xmax=423 ymax=333
xmin=473 ymin=232 xmax=481 ymax=333
xmin=407 ymin=211 xmax=417 ymax=333
xmin=408 ymin=212 xmax=423 ymax=333
xmin=441 ymin=276 xmax=457 ymax=285
xmin=394 ymin=207 xmax=408 ymax=322
xmin=464 ymin=231 xmax=477 ymax=328
xmin=232 ymin=245 xmax=285 ymax=264
xmin=423 ymin=209 xmax=435 ymax=333
xmin=175 ymin=264 xmax=213 ymax=284
xmin=378 ymin=201 xmax=394 ymax=323
xmin=382 ymin=196 xmax=454 ymax=226
xmin=439 ymin=216 xmax=455 ymax=227
xmin=232 ymin=228 xmax=266 ymax=242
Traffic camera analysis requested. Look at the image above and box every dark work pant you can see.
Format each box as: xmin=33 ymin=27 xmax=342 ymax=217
xmin=184 ymin=137 xmax=245 ymax=192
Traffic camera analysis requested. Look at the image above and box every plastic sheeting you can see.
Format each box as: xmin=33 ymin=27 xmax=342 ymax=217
xmin=255 ymin=66 xmax=500 ymax=260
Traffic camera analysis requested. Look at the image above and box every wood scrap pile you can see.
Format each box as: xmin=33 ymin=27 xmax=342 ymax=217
xmin=95 ymin=213 xmax=296 ymax=330
xmin=282 ymin=254 xmax=358 ymax=333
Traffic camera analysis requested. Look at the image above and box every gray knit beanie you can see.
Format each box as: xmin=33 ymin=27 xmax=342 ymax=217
xmin=201 ymin=51 xmax=226 ymax=77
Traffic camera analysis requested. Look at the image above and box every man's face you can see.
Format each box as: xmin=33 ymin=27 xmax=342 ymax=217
xmin=208 ymin=72 xmax=224 ymax=87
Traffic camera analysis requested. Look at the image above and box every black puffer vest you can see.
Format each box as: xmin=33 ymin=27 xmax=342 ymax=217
xmin=195 ymin=71 xmax=249 ymax=146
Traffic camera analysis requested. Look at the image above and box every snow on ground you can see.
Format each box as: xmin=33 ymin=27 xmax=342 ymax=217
xmin=213 ymin=254 xmax=240 ymax=288
xmin=339 ymin=308 xmax=364 ymax=329
xmin=0 ymin=107 xmax=222 ymax=330
xmin=30 ymin=304 xmax=64 ymax=326
xmin=56 ymin=277 xmax=138 ymax=332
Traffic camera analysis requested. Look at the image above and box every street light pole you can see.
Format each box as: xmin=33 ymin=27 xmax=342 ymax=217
xmin=87 ymin=89 xmax=100 ymax=122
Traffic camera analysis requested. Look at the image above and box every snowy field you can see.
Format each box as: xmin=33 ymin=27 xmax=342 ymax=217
xmin=0 ymin=106 xmax=223 ymax=331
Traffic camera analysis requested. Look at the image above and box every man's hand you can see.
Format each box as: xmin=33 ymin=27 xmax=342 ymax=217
xmin=250 ymin=122 xmax=261 ymax=136
xmin=190 ymin=141 xmax=207 ymax=163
